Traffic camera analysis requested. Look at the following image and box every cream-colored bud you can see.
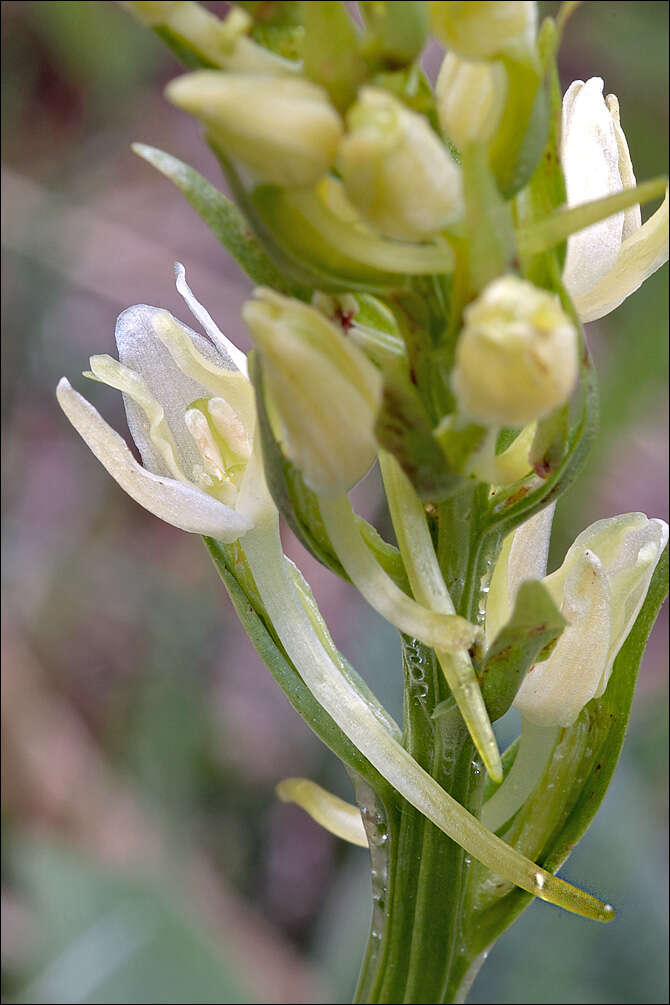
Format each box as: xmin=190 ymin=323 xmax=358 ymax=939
xmin=338 ymin=87 xmax=462 ymax=242
xmin=429 ymin=1 xmax=537 ymax=60
xmin=436 ymin=52 xmax=507 ymax=150
xmin=166 ymin=72 xmax=342 ymax=188
xmin=452 ymin=276 xmax=578 ymax=426
xmin=242 ymin=289 xmax=383 ymax=496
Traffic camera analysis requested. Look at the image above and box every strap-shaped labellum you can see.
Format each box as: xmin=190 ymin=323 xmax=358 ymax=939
xmin=276 ymin=778 xmax=369 ymax=847
xmin=379 ymin=451 xmax=503 ymax=782
xmin=319 ymin=493 xmax=480 ymax=654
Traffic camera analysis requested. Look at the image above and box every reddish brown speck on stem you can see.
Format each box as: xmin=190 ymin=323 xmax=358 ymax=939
xmin=336 ymin=307 xmax=355 ymax=332
xmin=533 ymin=457 xmax=552 ymax=478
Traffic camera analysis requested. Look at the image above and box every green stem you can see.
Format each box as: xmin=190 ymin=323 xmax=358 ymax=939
xmin=353 ymin=640 xmax=485 ymax=1004
xmin=378 ymin=451 xmax=502 ymax=781
xmin=353 ymin=493 xmax=496 ymax=1004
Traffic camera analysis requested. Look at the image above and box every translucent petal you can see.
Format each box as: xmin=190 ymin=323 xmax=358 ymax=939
xmin=572 ymin=189 xmax=669 ymax=323
xmin=57 ymin=379 xmax=252 ymax=541
xmin=507 ymin=503 xmax=556 ymax=604
xmin=150 ymin=309 xmax=254 ymax=429
xmin=114 ymin=302 xmax=254 ymax=475
xmin=86 ymin=354 xmax=187 ymax=483
xmin=561 ymin=78 xmax=625 ymax=298
xmin=115 ymin=304 xmax=226 ymax=478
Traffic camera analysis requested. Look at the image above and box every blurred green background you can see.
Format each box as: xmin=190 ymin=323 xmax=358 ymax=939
xmin=1 ymin=3 xmax=667 ymax=1003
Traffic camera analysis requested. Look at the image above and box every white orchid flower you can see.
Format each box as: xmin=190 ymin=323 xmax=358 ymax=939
xmin=513 ymin=512 xmax=667 ymax=726
xmin=561 ymin=77 xmax=669 ymax=323
xmin=482 ymin=507 xmax=668 ymax=830
xmin=57 ymin=263 xmax=255 ymax=541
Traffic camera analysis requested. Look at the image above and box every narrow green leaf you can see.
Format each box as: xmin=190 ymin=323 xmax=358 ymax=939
xmin=132 ymin=143 xmax=309 ymax=297
xmin=477 ymin=579 xmax=566 ymax=721
xmin=518 ymin=175 xmax=668 ymax=256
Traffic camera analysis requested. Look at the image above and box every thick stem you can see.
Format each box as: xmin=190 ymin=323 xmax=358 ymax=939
xmin=354 ymin=490 xmax=493 ymax=1004
xmin=353 ymin=639 xmax=485 ymax=1004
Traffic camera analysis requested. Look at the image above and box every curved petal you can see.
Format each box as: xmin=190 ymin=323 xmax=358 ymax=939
xmin=514 ymin=549 xmax=612 ymax=727
xmin=605 ymin=93 xmax=641 ymax=240
xmin=115 ymin=304 xmax=226 ymax=478
xmin=276 ymin=778 xmax=368 ymax=848
xmin=561 ymin=78 xmax=625 ymax=298
xmin=57 ymin=379 xmax=252 ymax=541
xmin=174 ymin=262 xmax=249 ymax=376
xmin=86 ymin=354 xmax=187 ymax=483
xmin=507 ymin=503 xmax=556 ymax=602
xmin=572 ymin=189 xmax=669 ymax=323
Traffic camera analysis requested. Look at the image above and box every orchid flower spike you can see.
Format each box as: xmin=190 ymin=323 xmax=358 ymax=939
xmin=57 ymin=264 xmax=256 ymax=541
xmin=561 ymin=77 xmax=669 ymax=323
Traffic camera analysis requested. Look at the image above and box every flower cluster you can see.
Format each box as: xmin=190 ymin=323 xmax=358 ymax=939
xmin=59 ymin=1 xmax=668 ymax=988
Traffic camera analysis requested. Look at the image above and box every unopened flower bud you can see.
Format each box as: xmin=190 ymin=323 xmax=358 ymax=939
xmin=166 ymin=72 xmax=342 ymax=188
xmin=436 ymin=52 xmax=506 ymax=150
xmin=338 ymin=87 xmax=462 ymax=241
xmin=429 ymin=1 xmax=537 ymax=61
xmin=452 ymin=276 xmax=578 ymax=426
xmin=242 ymin=289 xmax=383 ymax=496
xmin=514 ymin=514 xmax=668 ymax=727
